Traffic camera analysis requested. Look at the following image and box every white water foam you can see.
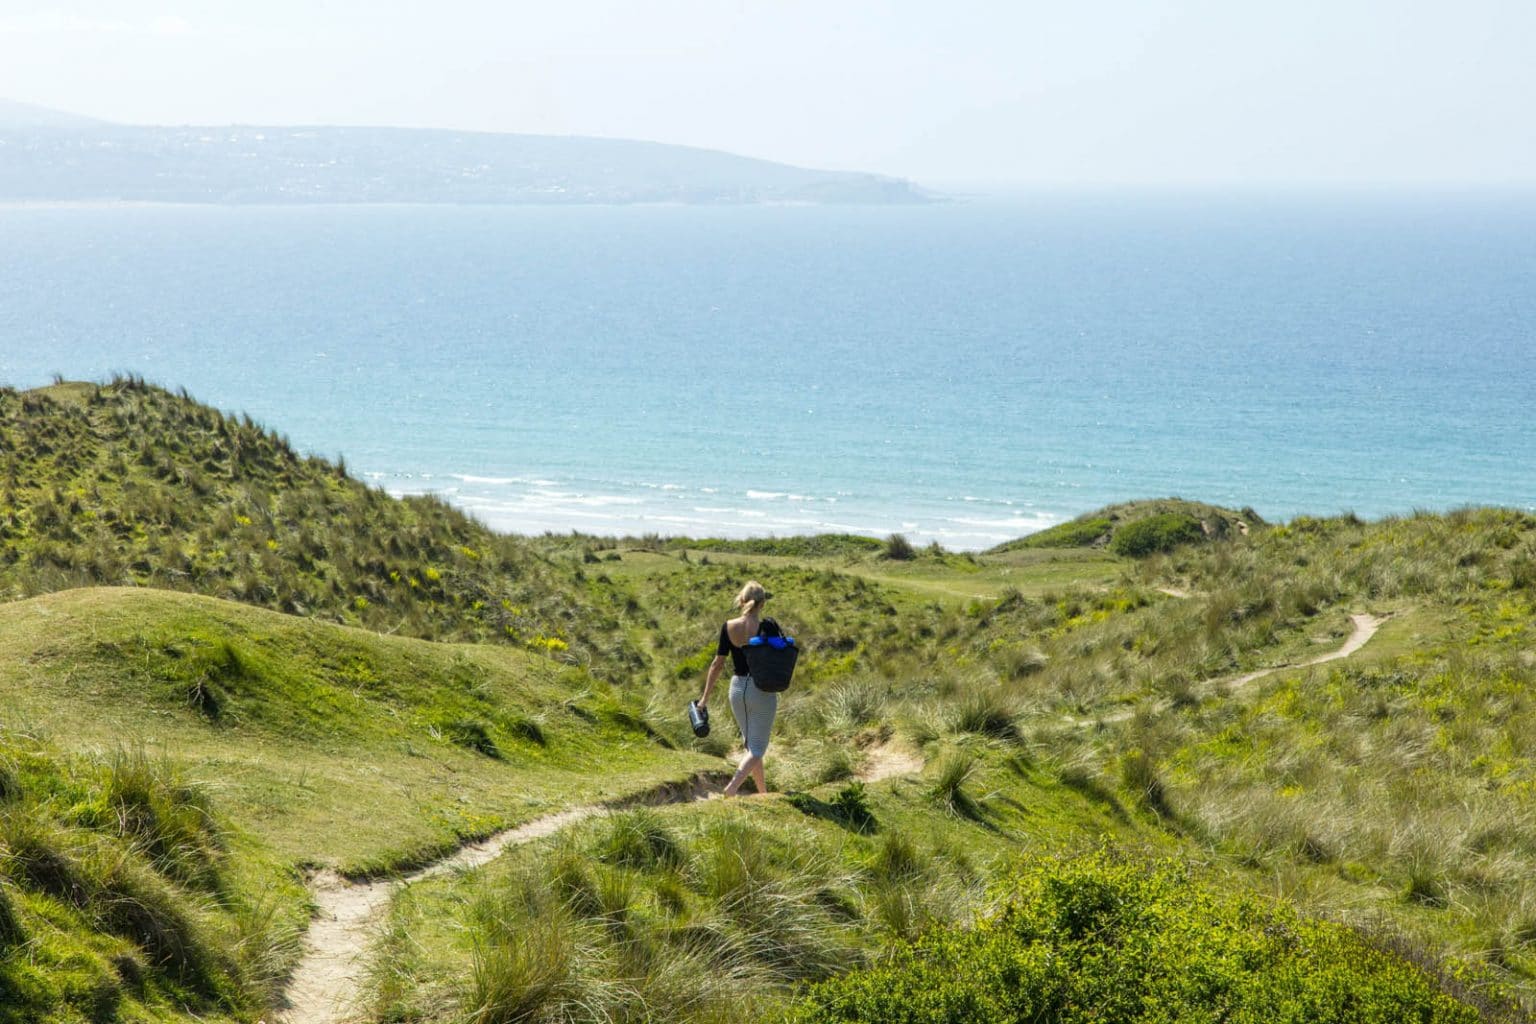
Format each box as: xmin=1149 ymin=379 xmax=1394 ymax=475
xmin=386 ymin=471 xmax=1065 ymax=548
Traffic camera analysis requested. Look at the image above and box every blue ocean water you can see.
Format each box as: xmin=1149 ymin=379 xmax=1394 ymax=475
xmin=1 ymin=194 xmax=1533 ymax=548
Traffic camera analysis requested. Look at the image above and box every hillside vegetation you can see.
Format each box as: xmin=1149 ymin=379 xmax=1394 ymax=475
xmin=0 ymin=378 xmax=642 ymax=679
xmin=0 ymin=737 xmax=299 ymax=1024
xmin=990 ymin=497 xmax=1261 ymax=555
xmin=2 ymin=379 xmax=1532 ymax=1023
xmin=793 ymin=852 xmax=1486 ymax=1024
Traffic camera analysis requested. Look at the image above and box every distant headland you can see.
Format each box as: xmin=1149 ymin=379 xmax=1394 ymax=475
xmin=0 ymin=98 xmax=937 ymax=206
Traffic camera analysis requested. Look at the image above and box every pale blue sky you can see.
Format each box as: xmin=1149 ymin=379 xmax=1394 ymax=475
xmin=2 ymin=1 xmax=1532 ymax=185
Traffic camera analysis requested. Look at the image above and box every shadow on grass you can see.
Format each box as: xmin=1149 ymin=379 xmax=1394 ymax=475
xmin=786 ymin=782 xmax=879 ymax=834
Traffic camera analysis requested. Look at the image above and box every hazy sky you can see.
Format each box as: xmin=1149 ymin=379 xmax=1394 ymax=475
xmin=2 ymin=1 xmax=1533 ymax=186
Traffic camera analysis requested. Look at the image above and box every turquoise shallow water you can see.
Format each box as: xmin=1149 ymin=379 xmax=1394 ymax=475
xmin=2 ymin=194 xmax=1533 ymax=548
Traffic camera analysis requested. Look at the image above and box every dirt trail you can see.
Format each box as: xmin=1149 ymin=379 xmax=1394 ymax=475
xmin=1222 ymin=613 xmax=1383 ymax=690
xmin=274 ymin=751 xmax=925 ymax=1023
xmin=274 ymin=776 xmax=711 ymax=1024
xmin=857 ymin=741 xmax=925 ymax=782
xmin=1068 ymin=612 xmax=1385 ymax=728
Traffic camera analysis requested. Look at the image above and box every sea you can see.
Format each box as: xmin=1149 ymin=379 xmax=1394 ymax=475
xmin=2 ymin=193 xmax=1533 ymax=550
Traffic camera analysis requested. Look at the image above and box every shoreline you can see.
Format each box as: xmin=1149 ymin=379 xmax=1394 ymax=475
xmin=379 ymin=479 xmax=1066 ymax=552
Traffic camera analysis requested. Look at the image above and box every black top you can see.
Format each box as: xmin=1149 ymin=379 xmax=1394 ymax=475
xmin=718 ymin=622 xmax=749 ymax=676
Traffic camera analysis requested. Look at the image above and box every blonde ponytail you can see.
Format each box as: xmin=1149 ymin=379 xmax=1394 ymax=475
xmin=735 ymin=580 xmax=767 ymax=613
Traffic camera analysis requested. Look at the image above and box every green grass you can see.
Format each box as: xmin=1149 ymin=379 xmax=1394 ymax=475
xmin=1026 ymin=508 xmax=1536 ymax=1010
xmin=0 ymin=587 xmax=717 ymax=875
xmin=0 ymin=734 xmax=304 ymax=1023
xmin=358 ymin=744 xmax=1174 ymax=1024
xmin=0 ymin=378 xmax=643 ymax=679
xmin=3 ymin=380 xmax=1532 ymax=1021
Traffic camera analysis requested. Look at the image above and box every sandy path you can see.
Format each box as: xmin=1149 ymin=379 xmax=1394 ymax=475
xmin=273 ymin=776 xmax=715 ymax=1024
xmin=274 ymin=748 xmax=924 ymax=1024
xmin=1066 ymin=612 xmax=1385 ymax=728
xmin=1222 ymin=613 xmax=1383 ymax=690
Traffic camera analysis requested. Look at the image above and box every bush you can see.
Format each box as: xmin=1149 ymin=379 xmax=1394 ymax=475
xmin=830 ymin=781 xmax=877 ymax=833
xmin=884 ymin=534 xmax=917 ymax=561
xmin=591 ymin=809 xmax=683 ymax=870
xmin=787 ymin=852 xmax=1483 ymax=1024
xmin=950 ymin=686 xmax=1019 ymax=740
xmin=928 ymin=751 xmax=981 ymax=820
xmin=442 ymin=719 xmax=502 ymax=759
xmin=1109 ymin=513 xmax=1205 ymax=557
xmin=788 ymin=781 xmax=878 ymax=834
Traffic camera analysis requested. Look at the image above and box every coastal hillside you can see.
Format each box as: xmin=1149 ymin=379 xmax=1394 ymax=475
xmin=0 ymin=585 xmax=720 ymax=1023
xmin=356 ymin=508 xmax=1536 ymax=1023
xmin=0 ymin=102 xmax=934 ymax=205
xmin=0 ymin=378 xmax=642 ymax=678
xmin=987 ymin=497 xmax=1263 ymax=555
xmin=1 ymin=379 xmax=1532 ymax=1022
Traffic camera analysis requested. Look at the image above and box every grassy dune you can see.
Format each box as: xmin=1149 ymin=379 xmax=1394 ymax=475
xmin=0 ymin=587 xmax=714 ymax=1023
xmin=0 ymin=587 xmax=717 ymax=874
xmin=0 ymin=378 xmax=643 ymax=679
xmin=2 ymin=379 xmax=1532 ymax=1022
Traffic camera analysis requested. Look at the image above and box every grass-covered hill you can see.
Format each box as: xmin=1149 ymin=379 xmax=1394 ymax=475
xmin=0 ymin=378 xmax=643 ymax=679
xmin=1 ymin=736 xmax=293 ymax=1024
xmin=0 ymin=585 xmax=720 ymax=1023
xmin=3 ymin=378 xmax=1534 ymax=1023
xmin=989 ymin=497 xmax=1262 ymax=555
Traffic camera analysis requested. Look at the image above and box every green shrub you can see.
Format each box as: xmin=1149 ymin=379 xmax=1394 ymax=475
xmin=788 ymin=781 xmax=878 ymax=834
xmin=884 ymin=534 xmax=917 ymax=561
xmin=1109 ymin=512 xmax=1205 ymax=557
xmin=442 ymin=719 xmax=502 ymax=760
xmin=830 ymin=782 xmax=877 ymax=834
xmin=591 ymin=809 xmax=683 ymax=871
xmin=950 ymin=686 xmax=1018 ymax=740
xmin=928 ymin=751 xmax=981 ymax=820
xmin=788 ymin=852 xmax=1483 ymax=1024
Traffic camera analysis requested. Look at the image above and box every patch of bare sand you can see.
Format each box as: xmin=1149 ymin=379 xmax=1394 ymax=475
xmin=856 ymin=741 xmax=925 ymax=783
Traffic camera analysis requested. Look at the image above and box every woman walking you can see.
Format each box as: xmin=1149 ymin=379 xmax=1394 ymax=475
xmin=698 ymin=580 xmax=777 ymax=797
